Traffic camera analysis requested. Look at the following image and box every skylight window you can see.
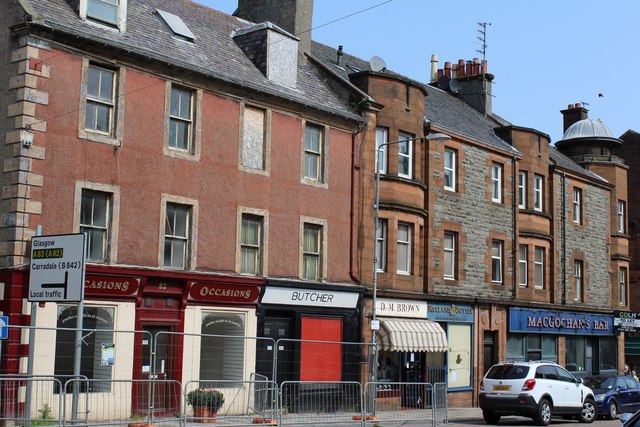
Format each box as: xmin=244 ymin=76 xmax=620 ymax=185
xmin=156 ymin=9 xmax=195 ymax=41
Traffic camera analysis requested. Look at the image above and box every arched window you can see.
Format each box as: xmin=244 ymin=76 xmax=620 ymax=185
xmin=200 ymin=313 xmax=246 ymax=381
xmin=54 ymin=305 xmax=115 ymax=392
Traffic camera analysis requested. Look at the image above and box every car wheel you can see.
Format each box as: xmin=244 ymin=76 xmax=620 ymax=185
xmin=606 ymin=400 xmax=618 ymax=420
xmin=578 ymin=398 xmax=596 ymax=423
xmin=483 ymin=410 xmax=501 ymax=425
xmin=534 ymin=399 xmax=552 ymax=426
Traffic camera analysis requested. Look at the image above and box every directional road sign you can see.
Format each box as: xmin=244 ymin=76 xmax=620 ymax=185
xmin=29 ymin=233 xmax=86 ymax=302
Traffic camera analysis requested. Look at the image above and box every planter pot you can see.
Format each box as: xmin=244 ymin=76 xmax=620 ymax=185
xmin=193 ymin=406 xmax=217 ymax=423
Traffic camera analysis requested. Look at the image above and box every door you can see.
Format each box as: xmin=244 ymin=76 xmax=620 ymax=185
xmin=257 ymin=317 xmax=291 ymax=384
xmin=401 ymin=352 xmax=424 ymax=408
xmin=133 ymin=326 xmax=177 ymax=416
xmin=483 ymin=332 xmax=496 ymax=377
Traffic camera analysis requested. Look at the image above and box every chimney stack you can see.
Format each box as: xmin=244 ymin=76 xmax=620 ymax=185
xmin=433 ymin=57 xmax=493 ymax=116
xmin=560 ymin=103 xmax=589 ymax=132
xmin=235 ymin=0 xmax=313 ymax=61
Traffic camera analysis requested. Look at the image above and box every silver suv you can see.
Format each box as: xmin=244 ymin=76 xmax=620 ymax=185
xmin=479 ymin=361 xmax=596 ymax=425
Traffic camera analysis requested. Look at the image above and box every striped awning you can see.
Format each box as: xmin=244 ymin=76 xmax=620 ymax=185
xmin=377 ymin=318 xmax=448 ymax=352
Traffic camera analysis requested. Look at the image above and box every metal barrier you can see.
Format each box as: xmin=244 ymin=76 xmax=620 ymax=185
xmin=0 ymin=325 xmax=451 ymax=426
xmin=364 ymin=381 xmax=442 ymax=426
xmin=279 ymin=381 xmax=363 ymax=426
xmin=184 ymin=379 xmax=279 ymax=426
xmin=0 ymin=376 xmax=63 ymax=426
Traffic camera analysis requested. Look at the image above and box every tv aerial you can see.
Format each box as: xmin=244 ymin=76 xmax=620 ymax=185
xmin=369 ymin=56 xmax=387 ymax=72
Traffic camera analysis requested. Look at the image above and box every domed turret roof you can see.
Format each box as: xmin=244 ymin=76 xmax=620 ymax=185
xmin=561 ymin=118 xmax=614 ymax=140
xmin=556 ymin=118 xmax=621 ymax=149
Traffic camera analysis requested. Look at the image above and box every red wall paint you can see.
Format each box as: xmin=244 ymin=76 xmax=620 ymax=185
xmin=31 ymin=48 xmax=355 ymax=282
xmin=300 ymin=316 xmax=343 ymax=381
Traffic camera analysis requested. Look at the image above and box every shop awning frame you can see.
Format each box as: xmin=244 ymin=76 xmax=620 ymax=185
xmin=377 ymin=318 xmax=448 ymax=352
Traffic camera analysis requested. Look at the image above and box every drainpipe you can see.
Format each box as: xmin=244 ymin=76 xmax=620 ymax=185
xmin=512 ymin=155 xmax=518 ymax=299
xmin=561 ymin=171 xmax=567 ymax=305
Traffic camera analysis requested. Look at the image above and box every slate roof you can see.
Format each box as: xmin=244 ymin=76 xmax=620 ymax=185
xmin=548 ymin=146 xmax=609 ymax=183
xmin=311 ymin=42 xmax=518 ymax=155
xmin=18 ymin=0 xmax=362 ymax=122
xmin=312 ymin=42 xmax=610 ymax=183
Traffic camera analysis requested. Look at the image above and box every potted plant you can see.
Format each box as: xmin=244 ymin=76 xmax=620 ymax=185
xmin=187 ymin=388 xmax=225 ymax=423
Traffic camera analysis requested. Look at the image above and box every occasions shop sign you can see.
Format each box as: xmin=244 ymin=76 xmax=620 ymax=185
xmin=509 ymin=308 xmax=614 ymax=336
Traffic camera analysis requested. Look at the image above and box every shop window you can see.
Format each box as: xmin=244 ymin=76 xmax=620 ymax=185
xmin=300 ymin=317 xmax=342 ymax=381
xmin=448 ymin=324 xmax=471 ymax=388
xmin=506 ymin=334 xmax=557 ymax=363
xmin=200 ymin=312 xmax=246 ymax=381
xmin=378 ymin=350 xmax=401 ymax=387
xmin=599 ymin=337 xmax=617 ymax=372
xmin=565 ymin=336 xmax=593 ymax=373
xmin=54 ymin=305 xmax=115 ymax=393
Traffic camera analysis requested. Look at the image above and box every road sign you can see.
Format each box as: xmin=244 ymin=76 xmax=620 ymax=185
xmin=0 ymin=316 xmax=8 ymax=339
xmin=29 ymin=233 xmax=86 ymax=302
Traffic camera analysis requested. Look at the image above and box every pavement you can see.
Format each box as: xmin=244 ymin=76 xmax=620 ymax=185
xmin=446 ymin=406 xmax=484 ymax=423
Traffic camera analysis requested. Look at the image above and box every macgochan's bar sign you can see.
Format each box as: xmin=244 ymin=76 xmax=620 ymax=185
xmin=509 ymin=308 xmax=614 ymax=336
xmin=85 ymin=274 xmax=140 ymax=296
xmin=189 ymin=282 xmax=260 ymax=304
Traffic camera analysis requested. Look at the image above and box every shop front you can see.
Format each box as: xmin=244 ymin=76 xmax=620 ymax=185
xmin=374 ymin=298 xmax=448 ymax=407
xmin=427 ymin=302 xmax=473 ymax=406
xmin=614 ymin=311 xmax=640 ymax=374
xmin=509 ymin=308 xmax=617 ymax=376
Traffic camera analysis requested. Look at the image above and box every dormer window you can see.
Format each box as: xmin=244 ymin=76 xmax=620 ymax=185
xmin=81 ymin=0 xmax=126 ymax=30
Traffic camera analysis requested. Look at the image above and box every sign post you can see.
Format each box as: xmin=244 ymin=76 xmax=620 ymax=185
xmin=29 ymin=234 xmax=86 ymax=302
xmin=29 ymin=233 xmax=86 ymax=424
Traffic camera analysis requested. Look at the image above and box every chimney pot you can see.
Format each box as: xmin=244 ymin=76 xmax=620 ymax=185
xmin=430 ymin=54 xmax=439 ymax=83
xmin=466 ymin=61 xmax=472 ymax=76
xmin=444 ymin=62 xmax=452 ymax=78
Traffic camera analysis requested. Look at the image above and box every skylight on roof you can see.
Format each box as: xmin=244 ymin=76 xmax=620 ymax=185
xmin=156 ymin=9 xmax=195 ymax=41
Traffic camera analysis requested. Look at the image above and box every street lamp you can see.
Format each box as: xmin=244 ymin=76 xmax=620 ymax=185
xmin=369 ymin=132 xmax=451 ymax=412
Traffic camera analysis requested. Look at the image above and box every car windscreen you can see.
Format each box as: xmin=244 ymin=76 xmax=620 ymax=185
xmin=583 ymin=376 xmax=615 ymax=389
xmin=485 ymin=365 xmax=530 ymax=379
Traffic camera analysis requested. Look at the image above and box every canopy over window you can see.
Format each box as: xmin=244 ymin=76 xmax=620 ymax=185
xmin=377 ymin=318 xmax=448 ymax=352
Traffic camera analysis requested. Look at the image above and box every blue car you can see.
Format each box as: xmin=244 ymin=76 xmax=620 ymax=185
xmin=583 ymin=375 xmax=640 ymax=419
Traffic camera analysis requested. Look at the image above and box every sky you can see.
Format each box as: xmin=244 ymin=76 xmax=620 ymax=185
xmin=195 ymin=0 xmax=638 ymax=143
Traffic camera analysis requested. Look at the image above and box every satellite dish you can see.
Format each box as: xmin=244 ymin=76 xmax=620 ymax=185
xmin=369 ymin=56 xmax=387 ymax=72
xmin=449 ymin=79 xmax=461 ymax=94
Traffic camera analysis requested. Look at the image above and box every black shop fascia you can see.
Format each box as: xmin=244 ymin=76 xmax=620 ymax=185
xmin=256 ymin=279 xmax=364 ymax=383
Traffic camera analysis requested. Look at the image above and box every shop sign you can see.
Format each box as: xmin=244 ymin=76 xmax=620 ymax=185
xmin=614 ymin=311 xmax=640 ymax=332
xmin=509 ymin=308 xmax=614 ymax=335
xmin=376 ymin=298 xmax=427 ymax=318
xmin=261 ymin=287 xmax=358 ymax=308
xmin=190 ymin=282 xmax=260 ymax=303
xmin=428 ymin=302 xmax=473 ymax=323
xmin=85 ymin=274 xmax=139 ymax=296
